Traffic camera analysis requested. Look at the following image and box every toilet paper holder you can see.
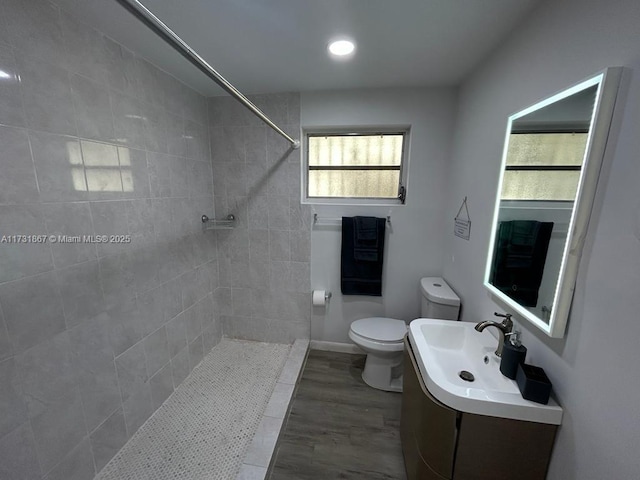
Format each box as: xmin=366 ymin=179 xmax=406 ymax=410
xmin=312 ymin=290 xmax=332 ymax=306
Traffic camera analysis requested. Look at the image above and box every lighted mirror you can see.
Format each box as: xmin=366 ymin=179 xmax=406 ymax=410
xmin=484 ymin=68 xmax=622 ymax=338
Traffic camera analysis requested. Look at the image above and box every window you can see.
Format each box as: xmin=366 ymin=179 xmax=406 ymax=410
xmin=303 ymin=129 xmax=408 ymax=204
xmin=501 ymin=131 xmax=588 ymax=201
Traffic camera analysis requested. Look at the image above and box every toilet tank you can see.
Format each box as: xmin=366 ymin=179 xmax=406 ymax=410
xmin=420 ymin=277 xmax=460 ymax=320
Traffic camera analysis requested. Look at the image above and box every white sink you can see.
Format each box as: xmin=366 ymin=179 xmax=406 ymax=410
xmin=408 ymin=318 xmax=563 ymax=425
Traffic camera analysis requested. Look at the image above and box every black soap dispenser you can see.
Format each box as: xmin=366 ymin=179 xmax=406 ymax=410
xmin=500 ymin=331 xmax=527 ymax=379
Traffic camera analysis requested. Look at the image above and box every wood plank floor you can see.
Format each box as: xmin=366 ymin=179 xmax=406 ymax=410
xmin=268 ymin=350 xmax=407 ymax=480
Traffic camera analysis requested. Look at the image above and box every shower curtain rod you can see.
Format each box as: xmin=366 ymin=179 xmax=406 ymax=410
xmin=115 ymin=0 xmax=300 ymax=149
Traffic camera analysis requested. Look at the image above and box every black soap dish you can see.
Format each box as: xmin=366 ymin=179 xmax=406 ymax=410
xmin=516 ymin=363 xmax=552 ymax=405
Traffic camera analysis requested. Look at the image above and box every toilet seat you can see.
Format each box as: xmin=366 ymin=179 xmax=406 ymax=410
xmin=349 ymin=317 xmax=407 ymax=352
xmin=350 ymin=317 xmax=407 ymax=342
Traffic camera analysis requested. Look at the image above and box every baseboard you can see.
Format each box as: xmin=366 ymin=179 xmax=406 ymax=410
xmin=310 ymin=340 xmax=363 ymax=354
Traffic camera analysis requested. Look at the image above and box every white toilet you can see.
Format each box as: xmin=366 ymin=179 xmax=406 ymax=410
xmin=348 ymin=277 xmax=461 ymax=392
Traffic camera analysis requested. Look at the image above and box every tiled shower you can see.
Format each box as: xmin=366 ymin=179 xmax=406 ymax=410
xmin=0 ymin=0 xmax=310 ymax=478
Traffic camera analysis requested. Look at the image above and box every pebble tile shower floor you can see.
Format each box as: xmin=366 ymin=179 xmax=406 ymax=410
xmin=95 ymin=339 xmax=291 ymax=480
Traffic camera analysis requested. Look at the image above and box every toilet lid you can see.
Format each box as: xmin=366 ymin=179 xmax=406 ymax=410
xmin=351 ymin=317 xmax=407 ymax=343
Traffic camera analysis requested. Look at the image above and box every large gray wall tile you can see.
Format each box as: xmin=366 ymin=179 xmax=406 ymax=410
xmin=30 ymin=387 xmax=87 ymax=473
xmin=170 ymin=346 xmax=190 ymax=387
xmin=68 ymin=314 xmax=120 ymax=432
xmin=0 ymin=205 xmax=53 ymax=284
xmin=0 ymin=422 xmax=42 ymax=480
xmin=56 ymin=260 xmax=106 ymax=328
xmin=30 ymin=131 xmax=86 ymax=202
xmin=71 ymin=73 xmax=114 ymax=142
xmin=0 ymin=358 xmax=28 ymax=438
xmin=0 ymin=125 xmax=37 ymax=204
xmin=0 ymin=45 xmax=25 ymax=127
xmin=104 ymin=39 xmax=139 ymax=98
xmin=0 ymin=311 xmax=13 ymax=362
xmin=122 ymin=382 xmax=152 ymax=438
xmin=143 ymin=326 xmax=170 ymax=377
xmin=99 ymin=252 xmax=135 ymax=308
xmin=17 ymin=331 xmax=79 ymax=417
xmin=16 ymin=54 xmax=76 ymax=136
xmin=42 ymin=202 xmax=96 ymax=269
xmin=44 ymin=437 xmax=96 ymax=480
xmin=0 ymin=271 xmax=65 ymax=353
xmin=3 ymin=0 xmax=68 ymax=69
xmin=60 ymin=10 xmax=109 ymax=84
xmin=115 ymin=341 xmax=148 ymax=402
xmin=111 ymin=90 xmax=146 ymax=150
xmin=89 ymin=408 xmax=127 ymax=472
xmin=149 ymin=362 xmax=173 ymax=410
xmin=106 ymin=298 xmax=144 ymax=357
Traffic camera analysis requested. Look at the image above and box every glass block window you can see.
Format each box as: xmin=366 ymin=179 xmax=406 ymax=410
xmin=501 ymin=132 xmax=588 ymax=201
xmin=305 ymin=131 xmax=408 ymax=203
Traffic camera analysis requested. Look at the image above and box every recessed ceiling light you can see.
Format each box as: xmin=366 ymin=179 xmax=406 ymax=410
xmin=328 ymin=39 xmax=355 ymax=58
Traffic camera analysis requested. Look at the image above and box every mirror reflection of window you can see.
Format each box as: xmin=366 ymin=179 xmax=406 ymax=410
xmin=68 ymin=141 xmax=134 ymax=193
xmin=501 ymin=132 xmax=588 ymax=201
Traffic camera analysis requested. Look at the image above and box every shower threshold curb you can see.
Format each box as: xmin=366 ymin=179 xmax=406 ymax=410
xmin=236 ymin=338 xmax=309 ymax=480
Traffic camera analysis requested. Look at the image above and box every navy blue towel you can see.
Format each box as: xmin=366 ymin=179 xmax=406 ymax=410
xmin=490 ymin=220 xmax=553 ymax=307
xmin=341 ymin=216 xmax=385 ymax=296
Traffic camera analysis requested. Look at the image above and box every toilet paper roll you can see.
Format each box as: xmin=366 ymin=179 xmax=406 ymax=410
xmin=312 ymin=290 xmax=330 ymax=307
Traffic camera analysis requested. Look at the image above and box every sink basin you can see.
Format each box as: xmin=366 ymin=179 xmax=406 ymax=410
xmin=408 ymin=318 xmax=563 ymax=425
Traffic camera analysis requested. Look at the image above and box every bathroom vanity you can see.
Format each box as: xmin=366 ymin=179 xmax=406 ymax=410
xmin=401 ymin=336 xmax=558 ymax=480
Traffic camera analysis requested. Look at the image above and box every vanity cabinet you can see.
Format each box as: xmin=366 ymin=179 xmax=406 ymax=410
xmin=401 ymin=337 xmax=557 ymax=480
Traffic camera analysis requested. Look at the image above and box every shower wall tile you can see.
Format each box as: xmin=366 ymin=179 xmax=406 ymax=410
xmin=99 ymin=253 xmax=136 ymax=308
xmin=0 ymin=1 xmax=219 ymax=476
xmin=115 ymin=342 xmax=148 ymax=403
xmin=209 ymin=93 xmax=310 ymax=342
xmin=3 ymin=0 xmax=68 ymax=69
xmin=0 ymin=271 xmax=65 ymax=353
xmin=89 ymin=408 xmax=127 ymax=472
xmin=0 ymin=358 xmax=28 ymax=439
xmin=44 ymin=438 xmax=96 ymax=480
xmin=0 ymin=205 xmax=53 ymax=284
xmin=170 ymin=346 xmax=190 ymax=387
xmin=0 ymin=2 xmax=11 ymax=48
xmin=149 ymin=362 xmax=174 ymax=410
xmin=17 ymin=331 xmax=79 ymax=418
xmin=68 ymin=313 xmax=120 ymax=432
xmin=188 ymin=334 xmax=205 ymax=368
xmin=122 ymin=382 xmax=153 ymax=438
xmin=56 ymin=260 xmax=106 ymax=328
xmin=42 ymin=202 xmax=97 ymax=269
xmin=143 ymin=326 xmax=170 ymax=378
xmin=71 ymin=74 xmax=114 ymax=142
xmin=16 ymin=55 xmax=77 ymax=136
xmin=165 ymin=312 xmax=188 ymax=358
xmin=0 ymin=422 xmax=42 ymax=480
xmin=0 ymin=313 xmax=13 ymax=362
xmin=0 ymin=125 xmax=39 ymax=205
xmin=104 ymin=39 xmax=139 ymax=100
xmin=106 ymin=299 xmax=144 ymax=358
xmin=61 ymin=10 xmax=109 ymax=84
xmin=0 ymin=45 xmax=25 ymax=127
xmin=30 ymin=387 xmax=87 ymax=473
xmin=111 ymin=91 xmax=147 ymax=150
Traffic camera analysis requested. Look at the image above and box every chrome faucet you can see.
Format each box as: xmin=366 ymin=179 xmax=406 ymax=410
xmin=475 ymin=312 xmax=514 ymax=357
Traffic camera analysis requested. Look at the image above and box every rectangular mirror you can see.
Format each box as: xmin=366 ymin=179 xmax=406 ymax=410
xmin=484 ymin=68 xmax=622 ymax=338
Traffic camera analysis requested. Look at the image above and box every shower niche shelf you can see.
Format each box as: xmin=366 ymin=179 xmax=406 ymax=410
xmin=202 ymin=214 xmax=236 ymax=230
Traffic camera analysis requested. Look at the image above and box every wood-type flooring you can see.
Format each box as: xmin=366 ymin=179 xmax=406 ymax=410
xmin=268 ymin=350 xmax=407 ymax=479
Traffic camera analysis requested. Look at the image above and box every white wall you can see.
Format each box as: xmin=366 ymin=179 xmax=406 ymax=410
xmin=443 ymin=0 xmax=640 ymax=478
xmin=301 ymin=88 xmax=457 ymax=343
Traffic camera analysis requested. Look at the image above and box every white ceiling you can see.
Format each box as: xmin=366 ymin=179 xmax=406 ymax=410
xmin=55 ymin=0 xmax=539 ymax=96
